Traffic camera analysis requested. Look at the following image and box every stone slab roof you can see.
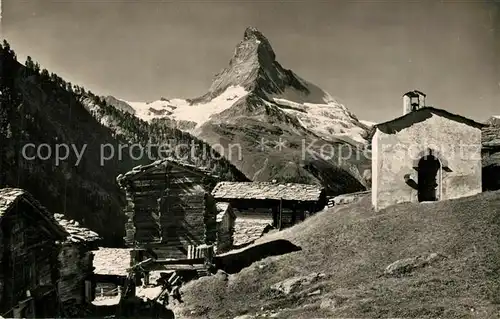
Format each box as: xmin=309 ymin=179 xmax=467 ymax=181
xmin=0 ymin=188 xmax=68 ymax=238
xmin=116 ymin=158 xmax=219 ymax=186
xmin=92 ymin=247 xmax=133 ymax=276
xmin=483 ymin=125 xmax=500 ymax=149
xmin=0 ymin=188 xmax=25 ymax=218
xmin=54 ymin=213 xmax=101 ymax=243
xmin=211 ymin=182 xmax=323 ymax=202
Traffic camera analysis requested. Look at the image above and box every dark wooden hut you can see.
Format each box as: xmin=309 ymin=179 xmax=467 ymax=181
xmin=211 ymin=182 xmax=326 ymax=245
xmin=116 ymin=159 xmax=220 ymax=259
xmin=0 ymin=188 xmax=68 ymax=318
xmin=54 ymin=213 xmax=101 ymax=314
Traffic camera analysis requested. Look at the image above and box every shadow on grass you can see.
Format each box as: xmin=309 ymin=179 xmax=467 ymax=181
xmin=215 ymin=239 xmax=302 ymax=274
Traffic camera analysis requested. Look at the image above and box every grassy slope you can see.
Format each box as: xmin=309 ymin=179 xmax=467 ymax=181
xmin=177 ymin=191 xmax=500 ymax=319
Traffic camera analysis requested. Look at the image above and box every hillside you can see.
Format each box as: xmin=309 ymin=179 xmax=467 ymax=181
xmin=0 ymin=41 xmax=247 ymax=246
xmin=0 ymin=41 xmax=137 ymax=245
xmin=108 ymin=27 xmax=372 ymax=195
xmin=81 ymin=94 xmax=248 ymax=182
xmin=176 ymin=191 xmax=500 ymax=319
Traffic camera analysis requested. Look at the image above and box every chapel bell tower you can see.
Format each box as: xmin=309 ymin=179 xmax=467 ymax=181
xmin=403 ymin=90 xmax=426 ymax=115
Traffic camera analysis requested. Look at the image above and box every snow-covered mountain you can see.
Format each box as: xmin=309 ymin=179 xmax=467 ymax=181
xmin=115 ymin=27 xmax=369 ymax=146
xmin=121 ymin=85 xmax=248 ymax=128
xmin=106 ymin=27 xmax=372 ymax=193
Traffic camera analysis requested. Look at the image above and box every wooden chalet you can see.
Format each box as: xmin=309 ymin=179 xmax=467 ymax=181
xmin=116 ymin=159 xmax=221 ymax=260
xmin=0 ymin=188 xmax=68 ymax=318
xmin=54 ymin=213 xmax=101 ymax=315
xmin=211 ymin=182 xmax=326 ymax=245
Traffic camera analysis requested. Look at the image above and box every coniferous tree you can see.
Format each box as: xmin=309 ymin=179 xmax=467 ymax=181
xmin=40 ymin=69 xmax=50 ymax=81
xmin=0 ymin=41 xmax=23 ymax=186
xmin=25 ymin=56 xmax=34 ymax=70
xmin=33 ymin=62 xmax=41 ymax=74
xmin=2 ymin=40 xmax=11 ymax=55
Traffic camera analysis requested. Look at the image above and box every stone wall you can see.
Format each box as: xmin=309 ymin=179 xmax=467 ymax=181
xmin=232 ymin=212 xmax=273 ymax=246
xmin=372 ymin=113 xmax=482 ymax=211
xmin=216 ymin=210 xmax=235 ymax=254
xmin=58 ymin=244 xmax=93 ymax=304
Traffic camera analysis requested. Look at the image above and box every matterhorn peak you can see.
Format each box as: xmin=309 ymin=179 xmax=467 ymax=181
xmin=243 ymin=26 xmax=264 ymax=40
xmin=242 ymin=27 xmax=272 ymax=50
xmin=200 ymin=26 xmax=299 ymax=100
xmin=230 ymin=26 xmax=276 ymax=67
xmin=117 ymin=25 xmax=370 ymax=148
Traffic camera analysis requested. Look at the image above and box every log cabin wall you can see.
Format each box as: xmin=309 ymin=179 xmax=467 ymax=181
xmin=120 ymin=162 xmax=218 ymax=259
xmin=123 ymin=189 xmax=137 ymax=247
xmin=0 ymin=201 xmax=62 ymax=315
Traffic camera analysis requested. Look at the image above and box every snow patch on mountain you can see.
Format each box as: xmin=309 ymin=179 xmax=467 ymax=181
xmin=270 ymin=72 xmax=337 ymax=105
xmin=267 ymin=80 xmax=368 ymax=145
xmin=272 ymin=96 xmax=367 ymax=145
xmin=122 ymin=85 xmax=248 ymax=126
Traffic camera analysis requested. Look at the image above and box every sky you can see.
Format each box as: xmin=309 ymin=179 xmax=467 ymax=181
xmin=2 ymin=0 xmax=500 ymax=123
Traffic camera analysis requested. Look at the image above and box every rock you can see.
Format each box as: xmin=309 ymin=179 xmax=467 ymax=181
xmin=384 ymin=252 xmax=446 ymax=276
xmin=271 ymin=272 xmax=323 ymax=295
xmin=215 ymin=269 xmax=229 ymax=281
xmin=319 ymin=296 xmax=346 ymax=310
xmin=332 ymin=190 xmax=370 ymax=205
xmin=233 ymin=315 xmax=255 ymax=319
xmin=307 ymin=289 xmax=321 ymax=296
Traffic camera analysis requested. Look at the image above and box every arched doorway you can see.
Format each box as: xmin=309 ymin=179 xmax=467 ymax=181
xmin=417 ymin=154 xmax=441 ymax=202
